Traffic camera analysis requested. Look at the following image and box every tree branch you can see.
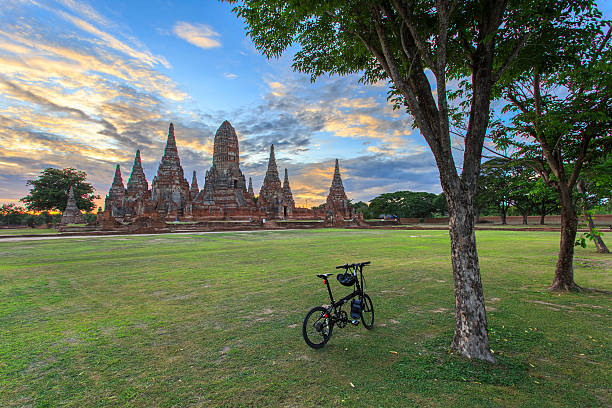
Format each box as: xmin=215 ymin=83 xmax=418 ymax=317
xmin=390 ymin=0 xmax=436 ymax=71
xmin=435 ymin=0 xmax=452 ymax=159
xmin=492 ymin=31 xmax=530 ymax=84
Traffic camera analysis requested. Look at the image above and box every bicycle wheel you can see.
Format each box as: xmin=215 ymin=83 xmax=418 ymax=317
xmin=360 ymin=293 xmax=374 ymax=330
xmin=302 ymin=306 xmax=333 ymax=348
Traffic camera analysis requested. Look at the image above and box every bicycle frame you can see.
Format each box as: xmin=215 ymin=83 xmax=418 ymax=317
xmin=322 ymin=264 xmax=367 ymax=316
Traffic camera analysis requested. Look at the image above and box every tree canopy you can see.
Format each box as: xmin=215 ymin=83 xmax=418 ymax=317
xmin=21 ymin=168 xmax=99 ymax=213
xmin=369 ymin=191 xmax=444 ymax=218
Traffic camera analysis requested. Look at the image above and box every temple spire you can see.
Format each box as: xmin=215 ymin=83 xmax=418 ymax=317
xmin=331 ymin=158 xmax=344 ymax=189
xmin=190 ymin=170 xmax=199 ymax=198
xmin=268 ymin=145 xmax=277 ymax=171
xmin=258 ymin=144 xmax=283 ymax=216
xmin=155 ymin=121 xmax=183 ymax=176
xmin=283 ymin=168 xmax=294 ymax=207
xmin=326 ymin=159 xmax=350 ymax=218
xmin=135 ymin=149 xmax=142 ymax=166
xmin=108 ymin=164 xmax=125 ymax=199
xmin=127 ymin=150 xmax=148 ymax=193
xmin=113 ymin=164 xmax=122 ymax=183
xmin=111 ymin=164 xmax=124 ymax=189
xmin=248 ymin=177 xmax=254 ymax=198
xmin=167 ymin=122 xmax=176 ymax=149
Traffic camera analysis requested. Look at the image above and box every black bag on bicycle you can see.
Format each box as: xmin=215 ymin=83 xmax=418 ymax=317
xmin=350 ymin=298 xmax=362 ymax=319
xmin=337 ymin=272 xmax=355 ymax=286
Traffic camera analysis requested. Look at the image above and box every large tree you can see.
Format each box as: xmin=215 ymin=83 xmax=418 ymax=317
xmin=228 ymin=0 xmax=588 ymax=361
xmin=369 ymin=191 xmax=439 ymax=218
xmin=493 ymin=13 xmax=611 ymax=290
xmin=21 ymin=168 xmax=99 ymax=213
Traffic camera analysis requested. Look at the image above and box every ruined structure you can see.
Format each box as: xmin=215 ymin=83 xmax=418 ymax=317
xmin=190 ymin=171 xmax=199 ymax=200
xmin=60 ymin=186 xmax=85 ymax=225
xmin=101 ymin=121 xmax=348 ymax=229
xmin=282 ymin=169 xmax=295 ymax=215
xmin=124 ymin=150 xmax=150 ymax=218
xmin=194 ymin=121 xmax=255 ymax=211
xmin=326 ymin=159 xmax=352 ymax=219
xmin=258 ymin=145 xmax=295 ymax=218
xmin=105 ymin=164 xmax=125 ymax=218
xmin=150 ymin=123 xmax=191 ymax=218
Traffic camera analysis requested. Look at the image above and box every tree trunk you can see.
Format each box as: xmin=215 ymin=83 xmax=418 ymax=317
xmin=540 ymin=213 xmax=545 ymax=225
xmin=500 ymin=209 xmax=507 ymax=225
xmin=549 ymin=191 xmax=581 ymax=291
xmin=521 ymin=212 xmax=528 ymax=225
xmin=475 ymin=206 xmax=481 ymax=224
xmin=585 ymin=213 xmax=609 ymax=253
xmin=577 ymin=181 xmax=609 ymax=253
xmin=447 ymin=193 xmax=495 ymax=362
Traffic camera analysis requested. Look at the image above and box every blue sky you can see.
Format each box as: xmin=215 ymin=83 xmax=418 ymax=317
xmin=0 ymin=0 xmax=610 ymax=208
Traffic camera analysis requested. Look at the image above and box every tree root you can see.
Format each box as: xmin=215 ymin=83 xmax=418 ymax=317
xmin=548 ymin=281 xmax=583 ymax=292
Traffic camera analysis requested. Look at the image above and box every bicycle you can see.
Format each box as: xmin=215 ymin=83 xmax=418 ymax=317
xmin=302 ymin=261 xmax=374 ymax=349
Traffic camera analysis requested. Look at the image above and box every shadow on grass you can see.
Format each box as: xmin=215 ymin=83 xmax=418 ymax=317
xmin=394 ymin=327 xmax=544 ymax=392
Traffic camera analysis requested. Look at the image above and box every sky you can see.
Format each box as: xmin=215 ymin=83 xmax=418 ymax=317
xmin=1 ymin=1 xmax=610 ymax=209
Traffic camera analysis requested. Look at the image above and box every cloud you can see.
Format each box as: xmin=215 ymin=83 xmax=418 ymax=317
xmin=223 ymin=72 xmax=238 ymax=79
xmin=173 ymin=22 xmax=221 ymax=49
xmin=0 ymin=2 xmax=442 ymax=209
xmin=279 ymin=153 xmax=440 ymax=206
xmin=0 ymin=3 xmax=194 ymax=205
xmin=55 ymin=0 xmax=111 ymax=27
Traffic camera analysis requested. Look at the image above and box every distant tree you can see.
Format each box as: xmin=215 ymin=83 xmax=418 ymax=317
xmin=351 ymin=201 xmax=372 ymax=218
xmin=369 ymin=191 xmax=438 ymax=218
xmin=21 ymin=168 xmax=99 ymax=213
xmin=432 ymin=193 xmax=448 ymax=217
xmin=529 ymin=179 xmax=560 ymax=225
xmin=477 ymin=160 xmax=513 ymax=224
xmin=0 ymin=204 xmax=24 ymax=226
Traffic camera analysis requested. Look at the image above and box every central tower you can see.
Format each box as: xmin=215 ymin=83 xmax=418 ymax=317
xmin=212 ymin=120 xmax=240 ymax=173
xmin=195 ymin=120 xmax=255 ymax=209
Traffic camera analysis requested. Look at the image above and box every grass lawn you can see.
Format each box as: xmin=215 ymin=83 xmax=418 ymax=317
xmin=0 ymin=228 xmax=58 ymax=235
xmin=0 ymin=229 xmax=610 ymax=407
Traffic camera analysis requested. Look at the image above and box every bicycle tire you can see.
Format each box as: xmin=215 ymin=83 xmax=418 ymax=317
xmin=360 ymin=293 xmax=374 ymax=330
xmin=302 ymin=306 xmax=333 ymax=348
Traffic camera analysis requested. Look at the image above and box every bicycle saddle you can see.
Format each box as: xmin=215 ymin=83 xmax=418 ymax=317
xmin=316 ymin=273 xmax=333 ymax=279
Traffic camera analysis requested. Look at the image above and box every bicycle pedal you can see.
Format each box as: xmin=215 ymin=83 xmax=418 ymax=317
xmin=351 ymin=320 xmax=360 ymax=326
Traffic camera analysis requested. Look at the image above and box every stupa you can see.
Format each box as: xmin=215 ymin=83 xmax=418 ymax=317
xmin=326 ymin=159 xmax=352 ymax=219
xmin=60 ymin=186 xmax=85 ymax=225
xmin=150 ymin=123 xmax=191 ymax=216
xmin=105 ymin=164 xmax=125 ymax=217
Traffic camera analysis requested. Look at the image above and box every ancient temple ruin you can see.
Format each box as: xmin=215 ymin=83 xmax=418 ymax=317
xmin=193 ymin=121 xmax=256 ymax=212
xmin=326 ymin=159 xmax=352 ymax=219
xmin=101 ymin=121 xmax=352 ymax=228
xmin=60 ymin=186 xmax=85 ymax=225
xmin=150 ymin=123 xmax=191 ymax=218
xmin=257 ymin=145 xmax=295 ymax=218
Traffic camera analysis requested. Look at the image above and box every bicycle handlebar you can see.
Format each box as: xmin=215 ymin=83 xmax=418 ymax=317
xmin=335 ymin=261 xmax=371 ymax=269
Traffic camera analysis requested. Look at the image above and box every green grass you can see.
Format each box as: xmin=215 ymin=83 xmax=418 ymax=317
xmin=0 ymin=228 xmax=58 ymax=235
xmin=0 ymin=229 xmax=610 ymax=407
